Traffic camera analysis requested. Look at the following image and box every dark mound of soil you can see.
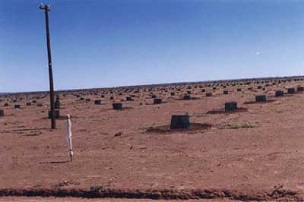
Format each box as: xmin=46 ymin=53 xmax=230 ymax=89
xmin=174 ymin=97 xmax=200 ymax=101
xmin=146 ymin=123 xmax=212 ymax=134
xmin=207 ymin=107 xmax=248 ymax=114
xmin=244 ymin=100 xmax=276 ymax=104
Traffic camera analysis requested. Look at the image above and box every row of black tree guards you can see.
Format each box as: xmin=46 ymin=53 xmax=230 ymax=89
xmin=1 ymin=85 xmax=302 ymax=129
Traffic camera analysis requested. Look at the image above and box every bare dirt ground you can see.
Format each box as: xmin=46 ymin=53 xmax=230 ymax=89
xmin=1 ymin=78 xmax=304 ymax=201
xmin=0 ymin=197 xmax=232 ymax=202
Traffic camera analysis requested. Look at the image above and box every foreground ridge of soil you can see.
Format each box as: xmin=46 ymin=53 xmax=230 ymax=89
xmin=0 ymin=187 xmax=301 ymax=201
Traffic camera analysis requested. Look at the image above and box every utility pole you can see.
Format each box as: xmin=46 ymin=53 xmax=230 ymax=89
xmin=39 ymin=4 xmax=56 ymax=129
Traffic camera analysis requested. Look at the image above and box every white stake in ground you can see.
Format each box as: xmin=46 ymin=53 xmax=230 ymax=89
xmin=66 ymin=114 xmax=73 ymax=161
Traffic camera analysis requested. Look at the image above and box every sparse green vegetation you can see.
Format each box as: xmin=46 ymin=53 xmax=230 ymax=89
xmin=219 ymin=122 xmax=258 ymax=129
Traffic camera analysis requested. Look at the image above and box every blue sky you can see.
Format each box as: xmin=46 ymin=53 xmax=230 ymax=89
xmin=1 ymin=0 xmax=304 ymax=92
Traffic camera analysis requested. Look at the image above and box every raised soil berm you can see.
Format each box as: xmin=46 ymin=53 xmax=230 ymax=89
xmin=0 ymin=186 xmax=299 ymax=201
xmin=147 ymin=122 xmax=212 ymax=133
xmin=207 ymin=102 xmax=247 ymax=114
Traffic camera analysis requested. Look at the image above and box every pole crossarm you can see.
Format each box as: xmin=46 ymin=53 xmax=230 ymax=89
xmin=39 ymin=4 xmax=50 ymax=11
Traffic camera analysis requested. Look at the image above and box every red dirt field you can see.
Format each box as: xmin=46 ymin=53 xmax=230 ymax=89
xmin=1 ymin=78 xmax=304 ymax=201
xmin=0 ymin=197 xmax=232 ymax=202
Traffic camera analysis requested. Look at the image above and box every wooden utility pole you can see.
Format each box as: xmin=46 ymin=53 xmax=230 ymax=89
xmin=40 ymin=4 xmax=56 ymax=129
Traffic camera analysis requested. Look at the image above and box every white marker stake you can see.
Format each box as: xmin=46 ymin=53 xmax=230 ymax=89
xmin=66 ymin=114 xmax=73 ymax=161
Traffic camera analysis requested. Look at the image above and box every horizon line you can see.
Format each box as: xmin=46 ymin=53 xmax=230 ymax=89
xmin=1 ymin=75 xmax=303 ymax=95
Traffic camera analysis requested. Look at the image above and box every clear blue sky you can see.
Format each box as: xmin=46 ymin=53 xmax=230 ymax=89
xmin=1 ymin=0 xmax=304 ymax=92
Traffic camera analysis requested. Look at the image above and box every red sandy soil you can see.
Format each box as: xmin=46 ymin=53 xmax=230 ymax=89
xmin=0 ymin=79 xmax=304 ymax=201
xmin=0 ymin=197 xmax=232 ymax=201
